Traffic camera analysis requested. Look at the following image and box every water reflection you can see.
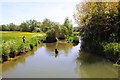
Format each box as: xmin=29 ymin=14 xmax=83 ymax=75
xmin=2 ymin=41 xmax=78 ymax=78
xmin=2 ymin=45 xmax=42 ymax=73
xmin=118 ymin=67 xmax=120 ymax=79
xmin=76 ymin=49 xmax=118 ymax=78
xmin=1 ymin=40 xmax=119 ymax=78
xmin=45 ymin=41 xmax=73 ymax=57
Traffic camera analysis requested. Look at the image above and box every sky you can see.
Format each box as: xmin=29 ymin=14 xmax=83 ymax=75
xmin=0 ymin=0 xmax=81 ymax=25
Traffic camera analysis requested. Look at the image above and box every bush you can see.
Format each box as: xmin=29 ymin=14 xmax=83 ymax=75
xmin=2 ymin=41 xmax=10 ymax=56
xmin=29 ymin=38 xmax=37 ymax=46
xmin=58 ymin=33 xmax=66 ymax=40
xmin=104 ymin=43 xmax=120 ymax=55
xmin=67 ymin=35 xmax=79 ymax=44
xmin=104 ymin=43 xmax=120 ymax=62
xmin=8 ymin=40 xmax=17 ymax=53
xmin=73 ymin=36 xmax=79 ymax=44
xmin=8 ymin=40 xmax=17 ymax=58
xmin=44 ymin=29 xmax=57 ymax=43
xmin=2 ymin=40 xmax=17 ymax=58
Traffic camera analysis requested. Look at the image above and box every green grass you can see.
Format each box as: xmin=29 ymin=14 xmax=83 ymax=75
xmin=1 ymin=31 xmax=44 ymax=41
xmin=0 ymin=31 xmax=46 ymax=53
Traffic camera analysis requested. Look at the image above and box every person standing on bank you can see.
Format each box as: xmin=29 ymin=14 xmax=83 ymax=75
xmin=22 ymin=36 xmax=26 ymax=43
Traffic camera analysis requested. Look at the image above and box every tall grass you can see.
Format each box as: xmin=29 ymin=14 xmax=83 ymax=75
xmin=0 ymin=31 xmax=46 ymax=63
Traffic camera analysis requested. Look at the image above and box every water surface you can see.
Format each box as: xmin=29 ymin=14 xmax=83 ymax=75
xmin=2 ymin=41 xmax=119 ymax=78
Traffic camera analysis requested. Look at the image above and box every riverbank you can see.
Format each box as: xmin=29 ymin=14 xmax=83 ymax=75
xmin=80 ymin=41 xmax=120 ymax=65
xmin=0 ymin=30 xmax=80 ymax=63
xmin=0 ymin=31 xmax=46 ymax=63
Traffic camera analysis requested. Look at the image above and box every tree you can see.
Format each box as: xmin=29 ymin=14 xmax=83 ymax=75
xmin=74 ymin=2 xmax=119 ymax=53
xmin=9 ymin=23 xmax=17 ymax=31
xmin=44 ymin=29 xmax=57 ymax=43
xmin=1 ymin=24 xmax=9 ymax=31
xmin=26 ymin=19 xmax=38 ymax=32
xmin=63 ymin=17 xmax=73 ymax=36
xmin=19 ymin=22 xmax=30 ymax=32
xmin=41 ymin=19 xmax=52 ymax=32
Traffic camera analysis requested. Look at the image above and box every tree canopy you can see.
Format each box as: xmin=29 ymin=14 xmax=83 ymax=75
xmin=74 ymin=1 xmax=120 ymax=63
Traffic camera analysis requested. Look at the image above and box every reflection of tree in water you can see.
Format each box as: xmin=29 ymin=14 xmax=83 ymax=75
xmin=118 ymin=66 xmax=120 ymax=80
xmin=75 ymin=49 xmax=118 ymax=78
xmin=45 ymin=41 xmax=73 ymax=56
xmin=76 ymin=49 xmax=103 ymax=65
xmin=114 ymin=65 xmax=120 ymax=79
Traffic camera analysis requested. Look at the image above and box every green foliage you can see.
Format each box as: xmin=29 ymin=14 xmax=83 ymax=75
xmin=41 ymin=19 xmax=52 ymax=32
xmin=2 ymin=40 xmax=17 ymax=56
xmin=20 ymin=22 xmax=30 ymax=32
xmin=73 ymin=36 xmax=79 ymax=44
xmin=104 ymin=43 xmax=120 ymax=56
xmin=0 ymin=18 xmax=74 ymax=40
xmin=1 ymin=32 xmax=47 ymax=62
xmin=9 ymin=23 xmax=17 ymax=31
xmin=63 ymin=17 xmax=73 ymax=36
xmin=26 ymin=19 xmax=38 ymax=32
xmin=103 ymin=42 xmax=120 ymax=63
xmin=2 ymin=41 xmax=10 ymax=56
xmin=67 ymin=35 xmax=79 ymax=44
xmin=8 ymin=40 xmax=17 ymax=52
xmin=30 ymin=33 xmax=46 ymax=45
xmin=44 ymin=29 xmax=57 ymax=43
xmin=29 ymin=38 xmax=37 ymax=46
xmin=74 ymin=2 xmax=120 ymax=56
xmin=0 ymin=25 xmax=10 ymax=31
xmin=17 ymin=43 xmax=25 ymax=51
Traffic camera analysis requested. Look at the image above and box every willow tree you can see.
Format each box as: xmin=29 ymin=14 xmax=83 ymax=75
xmin=74 ymin=1 xmax=119 ymax=53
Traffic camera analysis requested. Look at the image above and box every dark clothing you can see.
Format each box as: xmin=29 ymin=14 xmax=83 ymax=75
xmin=22 ymin=36 xmax=26 ymax=43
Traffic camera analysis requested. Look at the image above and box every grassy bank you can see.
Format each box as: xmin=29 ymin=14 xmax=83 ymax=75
xmin=0 ymin=31 xmax=46 ymax=63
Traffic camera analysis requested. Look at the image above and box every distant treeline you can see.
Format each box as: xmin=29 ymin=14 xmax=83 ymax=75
xmin=0 ymin=18 xmax=80 ymax=44
xmin=0 ymin=18 xmax=80 ymax=33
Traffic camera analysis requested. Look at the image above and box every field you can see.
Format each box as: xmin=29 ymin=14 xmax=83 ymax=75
xmin=1 ymin=31 xmax=45 ymax=41
xmin=0 ymin=31 xmax=46 ymax=57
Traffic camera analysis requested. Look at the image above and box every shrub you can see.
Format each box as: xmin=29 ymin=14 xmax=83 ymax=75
xmin=2 ymin=40 xmax=17 ymax=58
xmin=2 ymin=41 xmax=10 ymax=56
xmin=8 ymin=40 xmax=17 ymax=52
xmin=73 ymin=36 xmax=79 ymax=44
xmin=67 ymin=35 xmax=79 ymax=44
xmin=8 ymin=40 xmax=17 ymax=58
xmin=29 ymin=38 xmax=37 ymax=46
xmin=44 ymin=29 xmax=57 ymax=43
xmin=104 ymin=43 xmax=120 ymax=55
xmin=104 ymin=43 xmax=120 ymax=62
xmin=58 ymin=33 xmax=66 ymax=40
